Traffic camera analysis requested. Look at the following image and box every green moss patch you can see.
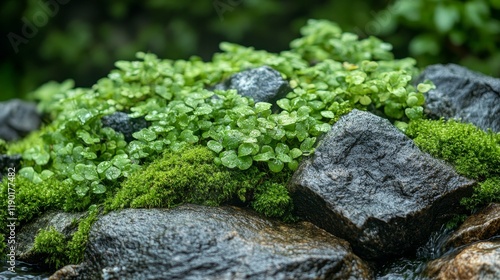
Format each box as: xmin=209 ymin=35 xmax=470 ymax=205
xmin=106 ymin=145 xmax=294 ymax=220
xmin=32 ymin=209 xmax=98 ymax=269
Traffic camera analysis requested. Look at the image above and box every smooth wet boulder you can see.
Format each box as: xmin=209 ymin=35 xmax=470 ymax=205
xmin=75 ymin=205 xmax=372 ymax=280
xmin=425 ymin=240 xmax=500 ymax=280
xmin=416 ymin=64 xmax=500 ymax=132
xmin=0 ymin=99 xmax=41 ymax=141
xmin=288 ymin=109 xmax=475 ymax=260
xmin=445 ymin=203 xmax=500 ymax=249
xmin=101 ymin=112 xmax=149 ymax=142
xmin=16 ymin=211 xmax=87 ymax=263
xmin=213 ymin=66 xmax=291 ymax=107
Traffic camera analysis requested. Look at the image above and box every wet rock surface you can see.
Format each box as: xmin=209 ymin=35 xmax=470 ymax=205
xmin=16 ymin=211 xmax=87 ymax=263
xmin=425 ymin=240 xmax=500 ymax=280
xmin=49 ymin=264 xmax=80 ymax=280
xmin=288 ymin=109 xmax=475 ymax=260
xmin=416 ymin=64 xmax=500 ymax=132
xmin=101 ymin=112 xmax=150 ymax=142
xmin=213 ymin=66 xmax=291 ymax=107
xmin=445 ymin=203 xmax=500 ymax=249
xmin=0 ymin=154 xmax=21 ymax=182
xmin=75 ymin=205 xmax=372 ymax=280
xmin=0 ymin=99 xmax=41 ymax=141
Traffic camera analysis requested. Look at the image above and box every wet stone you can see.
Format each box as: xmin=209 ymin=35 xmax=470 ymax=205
xmin=288 ymin=109 xmax=475 ymax=261
xmin=101 ymin=112 xmax=149 ymax=142
xmin=416 ymin=64 xmax=500 ymax=132
xmin=213 ymin=66 xmax=292 ymax=109
xmin=0 ymin=99 xmax=41 ymax=141
xmin=75 ymin=205 xmax=372 ymax=280
xmin=425 ymin=240 xmax=500 ymax=280
xmin=445 ymin=203 xmax=500 ymax=249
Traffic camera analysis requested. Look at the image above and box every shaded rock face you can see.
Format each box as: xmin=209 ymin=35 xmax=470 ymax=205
xmin=288 ymin=109 xmax=475 ymax=260
xmin=76 ymin=205 xmax=372 ymax=280
xmin=101 ymin=112 xmax=149 ymax=142
xmin=16 ymin=211 xmax=87 ymax=263
xmin=416 ymin=64 xmax=500 ymax=132
xmin=445 ymin=203 xmax=500 ymax=249
xmin=214 ymin=66 xmax=292 ymax=107
xmin=425 ymin=240 xmax=500 ymax=280
xmin=0 ymin=154 xmax=21 ymax=182
xmin=0 ymin=99 xmax=41 ymax=141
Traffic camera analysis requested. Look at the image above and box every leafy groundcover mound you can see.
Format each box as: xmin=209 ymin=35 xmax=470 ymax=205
xmin=1 ymin=19 xmax=498 ymax=269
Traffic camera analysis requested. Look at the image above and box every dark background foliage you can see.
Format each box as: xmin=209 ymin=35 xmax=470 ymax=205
xmin=1 ymin=0 xmax=499 ymax=101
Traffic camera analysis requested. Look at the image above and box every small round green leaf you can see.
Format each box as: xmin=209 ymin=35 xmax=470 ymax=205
xmin=288 ymin=160 xmax=299 ymax=171
xmin=237 ymin=156 xmax=253 ymax=170
xmin=320 ymin=111 xmax=335 ymax=119
xmin=255 ymin=102 xmax=272 ymax=113
xmin=105 ymin=166 xmax=121 ymax=180
xmin=91 ymin=182 xmax=107 ymax=194
xmin=238 ymin=143 xmax=258 ymax=157
xmin=97 ymin=161 xmax=112 ymax=174
xmin=268 ymin=159 xmax=284 ymax=173
xmin=290 ymin=148 xmax=303 ymax=159
xmin=359 ymin=96 xmax=372 ymax=106
xmin=207 ymin=140 xmax=223 ymax=153
xmin=220 ymin=150 xmax=239 ymax=168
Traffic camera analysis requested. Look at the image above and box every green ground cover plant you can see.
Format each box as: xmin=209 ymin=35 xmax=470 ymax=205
xmin=19 ymin=19 xmax=429 ymax=202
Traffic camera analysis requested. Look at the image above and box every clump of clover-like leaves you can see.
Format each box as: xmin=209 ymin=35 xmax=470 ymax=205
xmin=19 ymin=19 xmax=432 ymax=200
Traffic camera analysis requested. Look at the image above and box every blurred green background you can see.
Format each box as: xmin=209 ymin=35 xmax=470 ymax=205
xmin=1 ymin=0 xmax=499 ymax=101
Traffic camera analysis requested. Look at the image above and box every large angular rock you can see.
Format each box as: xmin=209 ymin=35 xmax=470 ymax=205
xmin=416 ymin=64 xmax=500 ymax=132
xmin=101 ymin=112 xmax=149 ymax=142
xmin=425 ymin=240 xmax=500 ymax=280
xmin=445 ymin=203 xmax=500 ymax=249
xmin=0 ymin=99 xmax=41 ymax=141
xmin=214 ymin=66 xmax=292 ymax=107
xmin=75 ymin=205 xmax=372 ymax=280
xmin=288 ymin=109 xmax=475 ymax=260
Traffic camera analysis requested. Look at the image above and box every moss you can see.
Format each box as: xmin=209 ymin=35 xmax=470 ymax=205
xmin=0 ymin=234 xmax=5 ymax=255
xmin=32 ymin=227 xmax=68 ymax=269
xmin=106 ymin=145 xmax=295 ymax=220
xmin=0 ymin=177 xmax=63 ymax=235
xmin=0 ymin=139 xmax=6 ymax=154
xmin=32 ymin=209 xmax=98 ymax=269
xmin=406 ymin=118 xmax=500 ymax=209
xmin=252 ymin=182 xmax=295 ymax=221
xmin=67 ymin=209 xmax=98 ymax=264
xmin=461 ymin=177 xmax=500 ymax=210
xmin=406 ymin=119 xmax=500 ymax=180
xmin=107 ymin=145 xmax=239 ymax=209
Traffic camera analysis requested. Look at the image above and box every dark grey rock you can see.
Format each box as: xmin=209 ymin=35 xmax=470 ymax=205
xmin=288 ymin=109 xmax=475 ymax=261
xmin=17 ymin=211 xmax=87 ymax=263
xmin=75 ymin=205 xmax=372 ymax=280
xmin=101 ymin=112 xmax=149 ymax=142
xmin=416 ymin=64 xmax=500 ymax=132
xmin=0 ymin=154 xmax=21 ymax=182
xmin=214 ymin=66 xmax=292 ymax=107
xmin=0 ymin=99 xmax=41 ymax=141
